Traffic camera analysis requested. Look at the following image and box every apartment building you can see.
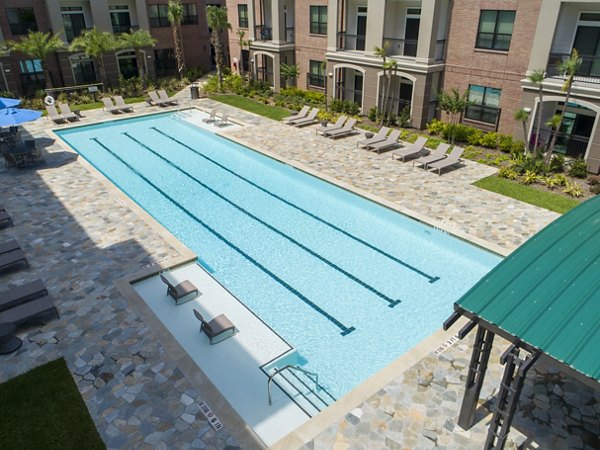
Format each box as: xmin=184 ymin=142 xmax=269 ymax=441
xmin=225 ymin=0 xmax=600 ymax=172
xmin=0 ymin=0 xmax=223 ymax=96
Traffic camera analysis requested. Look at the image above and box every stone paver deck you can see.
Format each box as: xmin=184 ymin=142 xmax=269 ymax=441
xmin=1 ymin=92 xmax=595 ymax=450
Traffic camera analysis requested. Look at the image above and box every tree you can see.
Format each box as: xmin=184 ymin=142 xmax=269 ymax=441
xmin=168 ymin=0 xmax=185 ymax=79
xmin=546 ymin=49 xmax=582 ymax=162
xmin=527 ymin=69 xmax=546 ymax=157
xmin=374 ymin=44 xmax=389 ymax=125
xmin=118 ymin=29 xmax=157 ymax=87
xmin=280 ymin=63 xmax=300 ymax=88
xmin=437 ymin=88 xmax=471 ymax=144
xmin=383 ymin=59 xmax=398 ymax=125
xmin=206 ymin=5 xmax=231 ymax=91
xmin=7 ymin=31 xmax=65 ymax=89
xmin=235 ymin=29 xmax=250 ymax=78
xmin=514 ymin=108 xmax=530 ymax=154
xmin=70 ymin=28 xmax=118 ymax=88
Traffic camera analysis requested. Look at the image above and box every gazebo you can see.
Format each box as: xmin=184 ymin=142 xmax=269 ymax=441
xmin=444 ymin=195 xmax=600 ymax=449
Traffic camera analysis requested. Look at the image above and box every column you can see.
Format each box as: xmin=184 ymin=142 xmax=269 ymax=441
xmin=327 ymin=0 xmax=340 ymax=51
xmin=416 ymin=0 xmax=444 ymax=64
xmin=135 ymin=0 xmax=150 ymax=30
xmin=365 ymin=0 xmax=385 ymax=54
xmin=271 ymin=0 xmax=284 ymax=43
xmin=90 ymin=0 xmax=112 ymax=32
xmin=527 ymin=0 xmax=561 ymax=74
xmin=45 ymin=0 xmax=67 ymax=43
xmin=248 ymin=0 xmax=257 ymax=40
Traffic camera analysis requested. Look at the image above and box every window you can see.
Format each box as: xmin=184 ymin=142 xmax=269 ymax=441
xmin=155 ymin=48 xmax=177 ymax=76
xmin=110 ymin=5 xmax=131 ymax=33
xmin=476 ymin=10 xmax=515 ymax=51
xmin=148 ymin=4 xmax=169 ymax=27
xmin=117 ymin=50 xmax=139 ymax=79
xmin=19 ymin=59 xmax=45 ymax=89
xmin=465 ymin=85 xmax=501 ymax=125
xmin=308 ymin=60 xmax=325 ymax=88
xmin=310 ymin=6 xmax=327 ymax=35
xmin=71 ymin=55 xmax=97 ymax=84
xmin=6 ymin=8 xmax=37 ymax=35
xmin=238 ymin=4 xmax=248 ymax=28
xmin=62 ymin=6 xmax=87 ymax=42
xmin=181 ymin=4 xmax=198 ymax=25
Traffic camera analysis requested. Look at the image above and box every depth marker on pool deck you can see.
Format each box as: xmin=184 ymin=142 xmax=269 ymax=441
xmin=150 ymin=126 xmax=440 ymax=284
xmin=90 ymin=137 xmax=355 ymax=336
xmin=123 ymin=132 xmax=401 ymax=308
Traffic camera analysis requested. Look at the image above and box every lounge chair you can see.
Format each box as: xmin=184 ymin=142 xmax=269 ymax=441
xmin=391 ymin=136 xmax=428 ymax=161
xmin=357 ymin=127 xmax=390 ymax=148
xmin=412 ymin=143 xmax=451 ymax=168
xmin=202 ymin=108 xmax=218 ymax=123
xmin=0 ymin=249 xmax=29 ymax=273
xmin=427 ymin=146 xmax=465 ymax=175
xmin=282 ymin=105 xmax=310 ymax=124
xmin=216 ymin=113 xmax=230 ymax=127
xmin=0 ymin=294 xmax=59 ymax=327
xmin=0 ymin=279 xmax=47 ymax=312
xmin=0 ymin=210 xmax=13 ymax=228
xmin=114 ymin=96 xmax=134 ymax=112
xmin=57 ymin=103 xmax=79 ymax=121
xmin=160 ymin=273 xmax=200 ymax=305
xmin=0 ymin=239 xmax=19 ymax=255
xmin=290 ymin=108 xmax=319 ymax=127
xmin=194 ymin=309 xmax=237 ymax=344
xmin=366 ymin=129 xmax=401 ymax=153
xmin=315 ymin=115 xmax=347 ymax=135
xmin=158 ymin=89 xmax=179 ymax=105
xmin=148 ymin=91 xmax=172 ymax=107
xmin=102 ymin=97 xmax=123 ymax=114
xmin=324 ymin=118 xmax=358 ymax=139
xmin=45 ymin=104 xmax=68 ymax=124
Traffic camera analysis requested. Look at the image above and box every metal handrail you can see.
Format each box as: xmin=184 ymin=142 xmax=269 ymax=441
xmin=268 ymin=365 xmax=319 ymax=405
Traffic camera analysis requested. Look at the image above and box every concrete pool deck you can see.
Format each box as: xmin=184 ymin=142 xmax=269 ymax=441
xmin=0 ymin=90 xmax=596 ymax=450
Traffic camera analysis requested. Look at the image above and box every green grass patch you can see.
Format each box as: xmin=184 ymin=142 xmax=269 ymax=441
xmin=210 ymin=94 xmax=291 ymax=121
xmin=0 ymin=359 xmax=105 ymax=449
xmin=40 ymin=96 xmax=147 ymax=117
xmin=473 ymin=175 xmax=581 ymax=214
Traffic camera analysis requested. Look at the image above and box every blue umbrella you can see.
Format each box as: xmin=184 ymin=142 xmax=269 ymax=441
xmin=0 ymin=107 xmax=42 ymax=127
xmin=0 ymin=98 xmax=22 ymax=109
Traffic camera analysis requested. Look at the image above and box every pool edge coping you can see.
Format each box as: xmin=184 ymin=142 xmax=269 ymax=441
xmin=46 ymin=107 xmax=508 ymax=450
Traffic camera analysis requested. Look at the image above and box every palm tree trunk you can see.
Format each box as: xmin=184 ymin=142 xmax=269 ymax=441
xmin=546 ymin=82 xmax=573 ymax=163
xmin=172 ymin=25 xmax=185 ymax=79
xmin=379 ymin=71 xmax=387 ymax=126
xmin=385 ymin=75 xmax=393 ymax=124
xmin=212 ymin=31 xmax=224 ymax=91
xmin=98 ymin=56 xmax=108 ymax=89
xmin=41 ymin=61 xmax=54 ymax=89
xmin=534 ymin=87 xmax=544 ymax=157
xmin=136 ymin=49 xmax=147 ymax=87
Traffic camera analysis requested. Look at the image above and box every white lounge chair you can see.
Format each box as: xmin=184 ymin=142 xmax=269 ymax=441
xmin=366 ymin=129 xmax=401 ymax=153
xmin=158 ymin=89 xmax=179 ymax=105
xmin=202 ymin=108 xmax=218 ymax=123
xmin=57 ymin=103 xmax=79 ymax=121
xmin=290 ymin=108 xmax=319 ymax=127
xmin=316 ymin=115 xmax=347 ymax=135
xmin=427 ymin=146 xmax=465 ymax=174
xmin=357 ymin=127 xmax=390 ymax=148
xmin=148 ymin=91 xmax=172 ymax=107
xmin=412 ymin=143 xmax=451 ymax=168
xmin=45 ymin=104 xmax=67 ymax=124
xmin=282 ymin=105 xmax=310 ymax=123
xmin=113 ymin=96 xmax=134 ymax=112
xmin=102 ymin=97 xmax=122 ymax=114
xmin=391 ymin=136 xmax=428 ymax=161
xmin=324 ymin=118 xmax=358 ymax=139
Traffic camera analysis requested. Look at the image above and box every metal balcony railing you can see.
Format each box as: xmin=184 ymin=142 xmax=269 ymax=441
xmin=255 ymin=25 xmax=273 ymax=41
xmin=547 ymin=53 xmax=600 ymax=85
xmin=335 ymin=86 xmax=363 ymax=106
xmin=337 ymin=33 xmax=366 ymax=51
xmin=554 ymin=133 xmax=590 ymax=159
xmin=112 ymin=24 xmax=139 ymax=34
xmin=382 ymin=38 xmax=418 ymax=57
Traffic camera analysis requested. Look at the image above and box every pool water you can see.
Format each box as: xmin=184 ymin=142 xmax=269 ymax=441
xmin=57 ymin=111 xmax=501 ymax=398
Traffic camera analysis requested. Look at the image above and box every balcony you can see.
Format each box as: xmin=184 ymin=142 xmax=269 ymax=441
xmin=337 ymin=33 xmax=366 ymax=51
xmin=382 ymin=38 xmax=417 ymax=57
xmin=547 ymin=53 xmax=600 ymax=85
xmin=255 ymin=25 xmax=273 ymax=41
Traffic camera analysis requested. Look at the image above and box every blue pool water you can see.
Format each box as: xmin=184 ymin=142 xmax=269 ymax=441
xmin=57 ymin=111 xmax=501 ymax=398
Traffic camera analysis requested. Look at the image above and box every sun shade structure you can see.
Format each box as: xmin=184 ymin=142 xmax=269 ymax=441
xmin=444 ymin=195 xmax=600 ymax=450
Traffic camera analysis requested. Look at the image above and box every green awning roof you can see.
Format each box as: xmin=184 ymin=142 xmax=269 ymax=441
xmin=456 ymin=196 xmax=600 ymax=383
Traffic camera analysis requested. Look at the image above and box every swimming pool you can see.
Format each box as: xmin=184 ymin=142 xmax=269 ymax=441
xmin=57 ymin=110 xmax=501 ymax=399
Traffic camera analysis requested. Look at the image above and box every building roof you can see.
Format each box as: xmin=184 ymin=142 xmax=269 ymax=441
xmin=455 ymin=196 xmax=600 ymax=384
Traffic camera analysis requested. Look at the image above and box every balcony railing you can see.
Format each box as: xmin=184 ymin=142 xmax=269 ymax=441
xmin=306 ymin=73 xmax=325 ymax=89
xmin=547 ymin=53 xmax=600 ymax=85
xmin=382 ymin=38 xmax=418 ymax=57
xmin=337 ymin=33 xmax=366 ymax=51
xmin=379 ymin=94 xmax=411 ymax=114
xmin=255 ymin=25 xmax=272 ymax=41
xmin=554 ymin=133 xmax=590 ymax=159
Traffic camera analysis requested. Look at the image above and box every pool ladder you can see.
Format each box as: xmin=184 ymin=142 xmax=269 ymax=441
xmin=267 ymin=365 xmax=336 ymax=417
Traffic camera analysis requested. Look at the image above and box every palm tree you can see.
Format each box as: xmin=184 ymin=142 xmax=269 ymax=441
xmin=383 ymin=59 xmax=398 ymax=125
xmin=514 ymin=108 xmax=530 ymax=154
xmin=235 ymin=29 xmax=250 ymax=78
xmin=206 ymin=5 xmax=231 ymax=92
xmin=527 ymin=69 xmax=546 ymax=157
xmin=168 ymin=0 xmax=185 ymax=79
xmin=546 ymin=49 xmax=583 ymax=162
xmin=374 ymin=44 xmax=389 ymax=125
xmin=437 ymin=88 xmax=471 ymax=144
xmin=7 ymin=31 xmax=65 ymax=89
xmin=70 ymin=28 xmax=118 ymax=88
xmin=280 ymin=63 xmax=299 ymax=88
xmin=118 ymin=29 xmax=157 ymax=87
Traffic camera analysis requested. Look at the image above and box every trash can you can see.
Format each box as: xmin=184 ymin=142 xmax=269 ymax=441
xmin=190 ymin=83 xmax=199 ymax=100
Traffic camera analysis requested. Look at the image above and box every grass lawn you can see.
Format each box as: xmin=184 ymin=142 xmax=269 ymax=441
xmin=210 ymin=94 xmax=291 ymax=121
xmin=41 ymin=96 xmax=147 ymax=117
xmin=0 ymin=359 xmax=105 ymax=449
xmin=473 ymin=175 xmax=581 ymax=214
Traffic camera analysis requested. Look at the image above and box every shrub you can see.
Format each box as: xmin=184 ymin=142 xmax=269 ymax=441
xmin=591 ymin=185 xmax=600 ymax=195
xmin=521 ymin=170 xmax=540 ymax=185
xmin=497 ymin=134 xmax=515 ymax=153
xmin=480 ymin=132 xmax=498 ymax=149
xmin=368 ymin=107 xmax=378 ymax=122
xmin=330 ymin=99 xmax=360 ymax=115
xmin=425 ymin=137 xmax=444 ymax=149
xmin=448 ymin=124 xmax=473 ymax=143
xmin=498 ymin=167 xmax=518 ymax=180
xmin=426 ymin=118 xmax=447 ymax=136
xmin=510 ymin=155 xmax=547 ymax=175
xmin=587 ymin=175 xmax=600 ymax=195
xmin=397 ymin=105 xmax=411 ymax=128
xmin=467 ymin=129 xmax=484 ymax=146
xmin=549 ymin=154 xmax=565 ymax=173
xmin=462 ymin=145 xmax=482 ymax=160
xmin=569 ymin=159 xmax=588 ymax=178
xmin=563 ymin=181 xmax=584 ymax=198
xmin=545 ymin=174 xmax=567 ymax=190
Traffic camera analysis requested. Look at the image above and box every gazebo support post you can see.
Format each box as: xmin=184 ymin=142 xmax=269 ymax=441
xmin=458 ymin=325 xmax=495 ymax=429
xmin=484 ymin=347 xmax=538 ymax=450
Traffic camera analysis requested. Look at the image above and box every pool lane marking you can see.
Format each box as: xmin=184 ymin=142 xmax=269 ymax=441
xmin=90 ymin=137 xmax=355 ymax=336
xmin=122 ymin=131 xmax=401 ymax=308
xmin=150 ymin=127 xmax=440 ymax=284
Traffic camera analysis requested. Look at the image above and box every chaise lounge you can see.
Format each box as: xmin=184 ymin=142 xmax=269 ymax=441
xmin=194 ymin=309 xmax=237 ymax=344
xmin=412 ymin=143 xmax=451 ymax=168
xmin=324 ymin=118 xmax=358 ymax=139
xmin=45 ymin=104 xmax=68 ymax=124
xmin=365 ymin=129 xmax=401 ymax=153
xmin=290 ymin=108 xmax=318 ymax=127
xmin=391 ymin=136 xmax=428 ymax=162
xmin=282 ymin=105 xmax=310 ymax=124
xmin=0 ymin=239 xmax=20 ymax=255
xmin=427 ymin=146 xmax=465 ymax=175
xmin=160 ymin=273 xmax=200 ymax=305
xmin=0 ymin=249 xmax=29 ymax=273
xmin=0 ymin=295 xmax=59 ymax=327
xmin=114 ymin=96 xmax=134 ymax=112
xmin=158 ymin=89 xmax=179 ymax=106
xmin=316 ymin=115 xmax=347 ymax=135
xmin=57 ymin=103 xmax=80 ymax=121
xmin=102 ymin=97 xmax=123 ymax=114
xmin=357 ymin=127 xmax=390 ymax=148
xmin=0 ymin=279 xmax=48 ymax=312
xmin=148 ymin=91 xmax=173 ymax=107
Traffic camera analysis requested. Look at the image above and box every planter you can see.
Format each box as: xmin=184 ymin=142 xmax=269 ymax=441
xmin=364 ymin=132 xmax=374 ymax=139
xmin=320 ymin=120 xmax=328 ymax=127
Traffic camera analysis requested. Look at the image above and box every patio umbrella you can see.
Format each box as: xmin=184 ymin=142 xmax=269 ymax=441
xmin=0 ymin=98 xmax=22 ymax=109
xmin=0 ymin=107 xmax=42 ymax=127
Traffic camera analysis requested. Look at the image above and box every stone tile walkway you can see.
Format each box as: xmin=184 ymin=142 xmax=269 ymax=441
xmin=0 ymin=91 xmax=593 ymax=450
